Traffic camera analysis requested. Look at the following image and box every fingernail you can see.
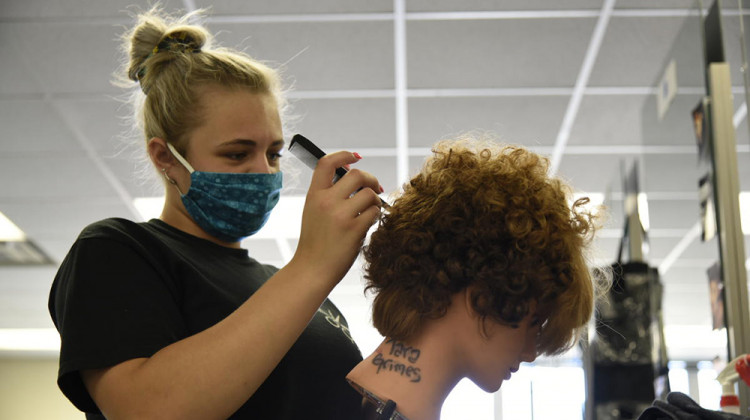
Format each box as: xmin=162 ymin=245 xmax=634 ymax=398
xmin=344 ymin=164 xmax=351 ymax=170
xmin=379 ymin=185 xmax=385 ymax=193
xmin=353 ymin=152 xmax=362 ymax=160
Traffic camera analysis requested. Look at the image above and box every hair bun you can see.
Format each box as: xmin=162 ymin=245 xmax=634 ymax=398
xmin=124 ymin=9 xmax=210 ymax=83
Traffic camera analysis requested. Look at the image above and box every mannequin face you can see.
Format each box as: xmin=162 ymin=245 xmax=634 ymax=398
xmin=468 ymin=307 xmax=541 ymax=393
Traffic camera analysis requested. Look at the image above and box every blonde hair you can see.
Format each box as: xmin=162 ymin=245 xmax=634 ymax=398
xmin=119 ymin=7 xmax=284 ymax=154
xmin=364 ymin=134 xmax=607 ymax=356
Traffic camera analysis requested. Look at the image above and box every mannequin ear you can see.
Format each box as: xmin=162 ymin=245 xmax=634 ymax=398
xmin=462 ymin=287 xmax=491 ymax=339
xmin=462 ymin=287 xmax=480 ymax=320
xmin=147 ymin=137 xmax=176 ymax=170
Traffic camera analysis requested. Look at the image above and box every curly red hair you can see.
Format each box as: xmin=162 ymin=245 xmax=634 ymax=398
xmin=363 ymin=136 xmax=602 ymax=356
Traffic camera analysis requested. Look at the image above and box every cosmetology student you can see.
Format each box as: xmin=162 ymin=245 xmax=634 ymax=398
xmin=347 ymin=136 xmax=607 ymax=420
xmin=48 ymin=8 xmax=385 ymax=420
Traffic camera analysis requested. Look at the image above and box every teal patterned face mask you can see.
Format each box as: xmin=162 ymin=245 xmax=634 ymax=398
xmin=167 ymin=143 xmax=283 ymax=243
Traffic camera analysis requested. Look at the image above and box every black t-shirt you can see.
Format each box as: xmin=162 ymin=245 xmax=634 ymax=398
xmin=48 ymin=218 xmax=364 ymax=419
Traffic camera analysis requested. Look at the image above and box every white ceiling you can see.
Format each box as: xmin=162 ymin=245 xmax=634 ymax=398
xmin=1 ymin=0 xmax=749 ymax=362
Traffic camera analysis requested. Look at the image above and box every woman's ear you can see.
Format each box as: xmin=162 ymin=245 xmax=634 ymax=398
xmin=147 ymin=137 xmax=175 ymax=170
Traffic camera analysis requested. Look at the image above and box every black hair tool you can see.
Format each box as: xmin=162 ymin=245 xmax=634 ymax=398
xmin=288 ymin=134 xmax=389 ymax=208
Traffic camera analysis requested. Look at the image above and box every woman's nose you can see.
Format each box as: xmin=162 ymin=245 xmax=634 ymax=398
xmin=251 ymin=154 xmax=274 ymax=174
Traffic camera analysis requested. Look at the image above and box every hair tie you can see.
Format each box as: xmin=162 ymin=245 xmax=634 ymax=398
xmin=152 ymin=33 xmax=201 ymax=55
xmin=136 ymin=33 xmax=202 ymax=92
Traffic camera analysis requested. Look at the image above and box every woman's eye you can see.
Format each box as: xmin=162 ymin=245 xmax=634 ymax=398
xmin=226 ymin=153 xmax=247 ymax=160
xmin=268 ymin=152 xmax=283 ymax=162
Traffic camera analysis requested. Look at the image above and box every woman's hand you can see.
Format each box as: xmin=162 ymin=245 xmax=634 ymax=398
xmin=292 ymin=151 xmax=383 ymax=284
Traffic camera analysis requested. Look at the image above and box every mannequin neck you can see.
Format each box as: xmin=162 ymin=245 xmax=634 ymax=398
xmin=348 ymin=334 xmax=463 ymax=420
xmin=347 ymin=291 xmax=484 ymax=420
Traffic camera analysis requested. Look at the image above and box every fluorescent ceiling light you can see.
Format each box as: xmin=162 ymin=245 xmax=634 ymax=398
xmin=0 ymin=212 xmax=26 ymax=241
xmin=0 ymin=328 xmax=60 ymax=352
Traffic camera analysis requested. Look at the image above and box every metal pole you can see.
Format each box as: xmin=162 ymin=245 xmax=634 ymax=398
xmin=708 ymin=62 xmax=750 ymax=416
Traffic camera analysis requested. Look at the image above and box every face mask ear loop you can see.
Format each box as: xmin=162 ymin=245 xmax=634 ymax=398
xmin=164 ymin=143 xmax=194 ymax=196
xmin=166 ymin=143 xmax=196 ymax=174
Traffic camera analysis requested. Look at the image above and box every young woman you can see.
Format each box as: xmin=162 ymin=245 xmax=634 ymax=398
xmin=49 ymin=8 xmax=383 ymax=420
xmin=347 ymin=136 xmax=606 ymax=420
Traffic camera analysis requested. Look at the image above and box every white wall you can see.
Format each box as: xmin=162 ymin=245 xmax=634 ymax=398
xmin=0 ymin=357 xmax=84 ymax=420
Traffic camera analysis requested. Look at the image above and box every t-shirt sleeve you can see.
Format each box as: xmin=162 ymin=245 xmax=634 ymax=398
xmin=50 ymin=235 xmax=187 ymax=413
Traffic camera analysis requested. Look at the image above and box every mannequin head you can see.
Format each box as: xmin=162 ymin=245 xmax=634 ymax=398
xmin=364 ymin=135 xmax=603 ymax=360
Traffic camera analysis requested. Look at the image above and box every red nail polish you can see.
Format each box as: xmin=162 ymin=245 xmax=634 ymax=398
xmin=353 ymin=152 xmax=362 ymax=160
xmin=380 ymin=185 xmax=385 ymax=193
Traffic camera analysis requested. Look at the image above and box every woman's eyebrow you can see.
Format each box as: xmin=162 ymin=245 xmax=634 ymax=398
xmin=217 ymin=139 xmax=285 ymax=148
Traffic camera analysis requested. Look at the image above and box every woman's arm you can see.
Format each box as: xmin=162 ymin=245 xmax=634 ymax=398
xmin=81 ymin=151 xmax=382 ymax=420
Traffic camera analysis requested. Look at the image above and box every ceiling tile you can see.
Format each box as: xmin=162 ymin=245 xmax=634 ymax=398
xmin=55 ymin=98 xmax=139 ymax=153
xmin=0 ymin=156 xmax=120 ymax=199
xmin=570 ymin=94 xmax=649 ymax=146
xmin=649 ymin=235 xmax=719 ymax=262
xmin=0 ymin=0 xmax=182 ymax=19
xmin=641 ymin=94 xmax=704 ymax=146
xmin=407 ymin=18 xmax=595 ymax=88
xmin=288 ymin=98 xmax=396 ymax=149
xmin=102 ymin=155 xmax=164 ymax=198
xmin=648 ymin=198 xmax=701 ymax=229
xmin=719 ymin=16 xmax=750 ymax=87
xmin=641 ymin=153 xmax=706 ymax=193
xmin=556 ymin=153 xmax=640 ymax=194
xmin=209 ymin=21 xmax=394 ymax=90
xmin=407 ymin=0 xmax=602 ymax=12
xmin=408 ymin=96 xmax=568 ymax=147
xmin=196 ymin=0 xmax=392 ymax=14
xmin=11 ymin=22 xmax=124 ymax=95
xmin=616 ymin=1 xmax=700 ymax=9
xmin=0 ymin=99 xmax=81 ymax=153
xmin=0 ymin=24 xmax=40 ymax=94
xmin=589 ymin=16 xmax=695 ymax=87
xmin=357 ymin=156 xmax=399 ymax=194
xmin=269 ymin=155 xmax=400 ymax=196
